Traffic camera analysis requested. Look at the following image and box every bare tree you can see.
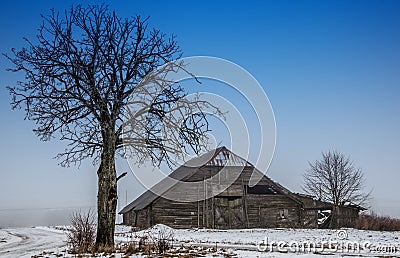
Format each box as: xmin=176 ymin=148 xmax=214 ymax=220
xmin=303 ymin=150 xmax=370 ymax=207
xmin=5 ymin=5 xmax=220 ymax=248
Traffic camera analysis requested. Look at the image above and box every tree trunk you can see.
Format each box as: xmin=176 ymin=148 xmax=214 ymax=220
xmin=95 ymin=130 xmax=117 ymax=248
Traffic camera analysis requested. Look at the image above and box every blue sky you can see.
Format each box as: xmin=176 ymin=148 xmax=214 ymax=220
xmin=0 ymin=0 xmax=400 ymax=226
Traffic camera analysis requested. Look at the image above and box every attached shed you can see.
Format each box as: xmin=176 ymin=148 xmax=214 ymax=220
xmin=294 ymin=193 xmax=365 ymax=228
xmin=120 ymin=147 xmax=364 ymax=229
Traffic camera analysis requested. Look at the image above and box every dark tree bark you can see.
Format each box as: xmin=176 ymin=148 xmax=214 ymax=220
xmin=5 ymin=4 xmax=221 ymax=248
xmin=95 ymin=129 xmax=117 ymax=247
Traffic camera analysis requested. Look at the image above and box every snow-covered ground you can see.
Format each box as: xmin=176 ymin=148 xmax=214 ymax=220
xmin=116 ymin=225 xmax=400 ymax=257
xmin=0 ymin=226 xmax=67 ymax=258
xmin=0 ymin=225 xmax=399 ymax=257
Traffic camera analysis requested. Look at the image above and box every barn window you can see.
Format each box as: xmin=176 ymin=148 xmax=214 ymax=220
xmin=279 ymin=209 xmax=289 ymax=219
xmin=246 ymin=185 xmax=279 ymax=194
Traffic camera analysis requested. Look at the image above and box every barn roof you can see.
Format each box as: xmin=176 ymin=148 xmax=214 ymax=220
xmin=120 ymin=146 xmax=298 ymax=214
xmin=291 ymin=192 xmax=367 ymax=211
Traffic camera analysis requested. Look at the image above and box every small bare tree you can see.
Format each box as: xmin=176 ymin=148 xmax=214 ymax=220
xmin=303 ymin=150 xmax=370 ymax=207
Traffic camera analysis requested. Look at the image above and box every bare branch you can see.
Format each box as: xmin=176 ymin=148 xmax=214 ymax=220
xmin=116 ymin=172 xmax=127 ymax=182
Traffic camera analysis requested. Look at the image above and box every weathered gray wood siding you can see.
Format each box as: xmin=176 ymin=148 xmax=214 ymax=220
xmin=151 ymin=198 xmax=199 ymax=229
xmin=245 ymin=195 xmax=301 ymax=228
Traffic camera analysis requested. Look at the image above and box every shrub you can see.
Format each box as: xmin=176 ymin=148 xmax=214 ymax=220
xmin=66 ymin=210 xmax=96 ymax=253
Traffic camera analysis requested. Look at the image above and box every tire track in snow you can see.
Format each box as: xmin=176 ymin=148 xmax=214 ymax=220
xmin=0 ymin=227 xmax=67 ymax=258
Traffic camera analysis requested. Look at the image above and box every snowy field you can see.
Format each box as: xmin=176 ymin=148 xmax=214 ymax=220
xmin=0 ymin=224 xmax=399 ymax=257
xmin=0 ymin=226 xmax=67 ymax=258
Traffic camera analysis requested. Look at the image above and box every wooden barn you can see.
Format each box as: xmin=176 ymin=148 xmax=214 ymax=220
xmin=120 ymin=147 xmax=364 ymax=229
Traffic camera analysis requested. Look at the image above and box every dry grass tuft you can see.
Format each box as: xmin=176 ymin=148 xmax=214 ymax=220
xmin=354 ymin=213 xmax=400 ymax=231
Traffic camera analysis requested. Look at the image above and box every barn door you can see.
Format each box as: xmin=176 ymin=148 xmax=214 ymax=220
xmin=214 ymin=197 xmax=245 ymax=229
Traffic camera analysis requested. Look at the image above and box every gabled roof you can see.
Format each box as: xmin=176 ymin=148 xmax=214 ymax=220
xmin=119 ymin=147 xmax=299 ymax=214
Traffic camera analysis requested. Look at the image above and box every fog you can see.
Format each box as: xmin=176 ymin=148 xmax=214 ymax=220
xmin=0 ymin=207 xmax=91 ymax=228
